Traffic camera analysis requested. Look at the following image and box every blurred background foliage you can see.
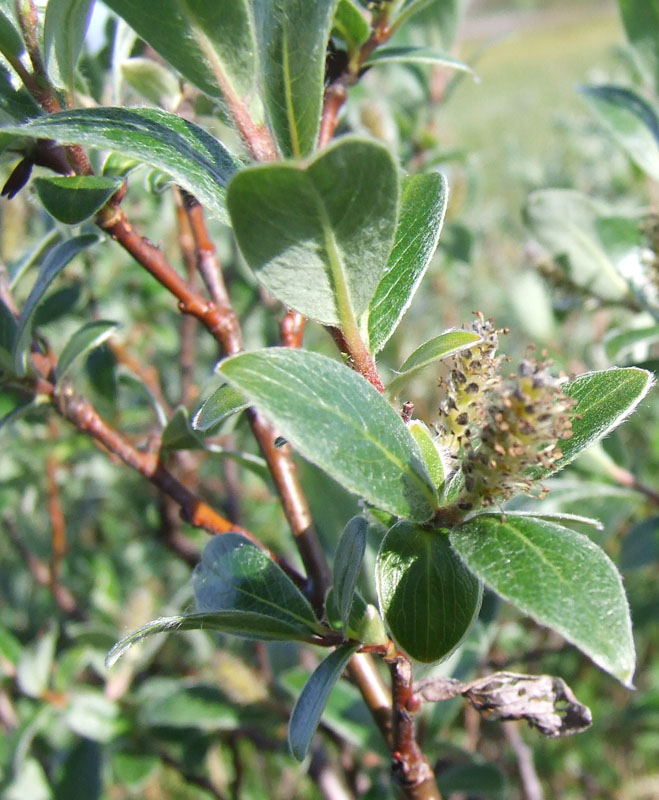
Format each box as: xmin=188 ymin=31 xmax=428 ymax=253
xmin=1 ymin=0 xmax=658 ymax=798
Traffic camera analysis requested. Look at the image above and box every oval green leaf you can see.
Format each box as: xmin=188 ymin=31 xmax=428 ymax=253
xmin=450 ymin=515 xmax=635 ymax=686
xmin=580 ymin=84 xmax=659 ymax=181
xmin=288 ymin=642 xmax=360 ymax=761
xmin=104 ymin=0 xmax=255 ymax=101
xmin=35 ymin=176 xmax=122 ymax=225
xmin=368 ymin=173 xmax=448 ymax=353
xmin=548 ymin=367 xmax=655 ymax=476
xmin=57 ymin=320 xmax=119 ymax=381
xmin=2 ymin=108 xmax=240 ymax=220
xmin=376 ymin=522 xmax=483 ymax=663
xmin=251 ymin=0 xmax=339 ymax=157
xmin=227 ymin=136 xmax=399 ymax=326
xmin=192 ymin=384 xmax=249 ymax=433
xmin=193 ymin=533 xmax=324 ymax=637
xmin=0 ymin=9 xmax=24 ymax=59
xmin=386 ymin=329 xmax=481 ymax=397
xmin=218 ymin=348 xmax=437 ymax=521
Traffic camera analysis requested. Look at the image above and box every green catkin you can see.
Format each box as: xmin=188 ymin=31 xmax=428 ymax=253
xmin=436 ymin=315 xmax=576 ymax=511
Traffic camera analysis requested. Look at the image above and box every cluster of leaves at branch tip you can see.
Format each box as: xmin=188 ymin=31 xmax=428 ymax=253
xmin=435 ymin=314 xmax=577 ymax=511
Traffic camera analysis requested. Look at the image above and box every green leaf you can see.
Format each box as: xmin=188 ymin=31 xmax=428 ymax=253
xmin=363 ymin=46 xmax=472 ymax=73
xmin=450 ymin=515 xmax=635 ymax=686
xmin=280 ymin=665 xmax=379 ymax=750
xmin=408 ymin=420 xmax=446 ymax=490
xmin=119 ymin=57 xmax=181 ymax=107
xmin=227 ymin=136 xmax=399 ymax=326
xmin=192 ymin=384 xmax=249 ymax=433
xmin=580 ymin=85 xmax=659 ymax=181
xmin=14 ymin=234 xmax=99 ymax=375
xmin=139 ymin=685 xmax=240 ymax=731
xmin=0 ymin=297 xmax=17 ymax=360
xmin=604 ymin=325 xmax=659 ymax=360
xmin=112 ymin=752 xmax=160 ymax=790
xmin=618 ymin=0 xmax=659 ymax=93
xmin=368 ymin=173 xmax=448 ymax=352
xmin=550 ymin=367 xmax=655 ymax=475
xmin=16 ymin=624 xmax=58 ymax=698
xmin=107 ymin=611 xmax=320 ymax=668
xmin=251 ymin=0 xmax=339 ymax=156
xmin=0 ymin=9 xmax=24 ymax=59
xmin=57 ymin=320 xmax=119 ymax=381
xmin=218 ymin=349 xmax=438 ymax=521
xmin=386 ymin=329 xmax=481 ymax=397
xmin=333 ymin=516 xmax=367 ymax=628
xmin=376 ymin=522 xmax=482 ymax=663
xmin=2 ymin=108 xmax=240 ymax=221
xmin=104 ymin=0 xmax=255 ymax=101
xmin=44 ymin=0 xmax=94 ymax=90
xmin=193 ymin=533 xmax=324 ymax=636
xmin=333 ymin=0 xmax=370 ymax=50
xmin=160 ymin=406 xmax=204 ymax=451
xmin=524 ymin=189 xmax=631 ymax=299
xmin=35 ymin=176 xmax=122 ymax=225
xmin=437 ymin=762 xmax=508 ymax=800
xmin=288 ymin=642 xmax=359 ymax=761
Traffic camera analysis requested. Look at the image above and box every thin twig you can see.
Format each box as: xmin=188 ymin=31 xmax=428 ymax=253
xmin=503 ymin=721 xmax=545 ymax=800
xmin=281 ymin=309 xmax=306 ymax=348
xmin=5 ymin=514 xmax=83 ymax=618
xmin=388 ymin=656 xmax=442 ymax=800
xmin=46 ymin=422 xmax=67 ymax=597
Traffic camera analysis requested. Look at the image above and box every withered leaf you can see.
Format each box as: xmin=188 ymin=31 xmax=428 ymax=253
xmin=416 ymin=671 xmax=592 ymax=737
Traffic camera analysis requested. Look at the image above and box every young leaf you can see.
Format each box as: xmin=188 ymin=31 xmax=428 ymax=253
xmin=193 ymin=533 xmax=325 ymax=637
xmin=104 ymin=0 xmax=255 ymax=101
xmin=251 ymin=0 xmax=339 ymax=156
xmin=160 ymin=407 xmax=205 ymax=451
xmin=192 ymin=384 xmax=249 ymax=433
xmin=548 ymin=367 xmax=655 ymax=475
xmin=386 ymin=329 xmax=481 ymax=397
xmin=288 ymin=642 xmax=360 ymax=761
xmin=450 ymin=515 xmax=635 ymax=686
xmin=580 ymin=85 xmax=659 ymax=182
xmin=119 ymin=58 xmax=181 ymax=108
xmin=618 ymin=0 xmax=659 ymax=93
xmin=16 ymin=624 xmax=58 ymax=698
xmin=227 ymin=136 xmax=399 ymax=327
xmin=44 ymin=0 xmax=94 ymax=91
xmin=376 ymin=522 xmax=482 ymax=663
xmin=363 ymin=46 xmax=472 ymax=74
xmin=57 ymin=320 xmax=119 ymax=381
xmin=218 ymin=349 xmax=438 ymax=521
xmin=35 ymin=176 xmax=122 ymax=225
xmin=333 ymin=0 xmax=370 ymax=50
xmin=333 ymin=516 xmax=367 ymax=628
xmin=408 ymin=420 xmax=446 ymax=490
xmin=2 ymin=108 xmax=240 ymax=220
xmin=13 ymin=234 xmax=99 ymax=375
xmin=368 ymin=173 xmax=448 ymax=353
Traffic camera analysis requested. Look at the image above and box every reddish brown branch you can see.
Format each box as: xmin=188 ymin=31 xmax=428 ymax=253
xmin=327 ymin=327 xmax=385 ymax=392
xmin=181 ymin=191 xmax=243 ymax=355
xmin=46 ymin=424 xmax=67 ymax=593
xmin=388 ymin=656 xmax=441 ymax=800
xmin=281 ymin=309 xmax=306 ymax=348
